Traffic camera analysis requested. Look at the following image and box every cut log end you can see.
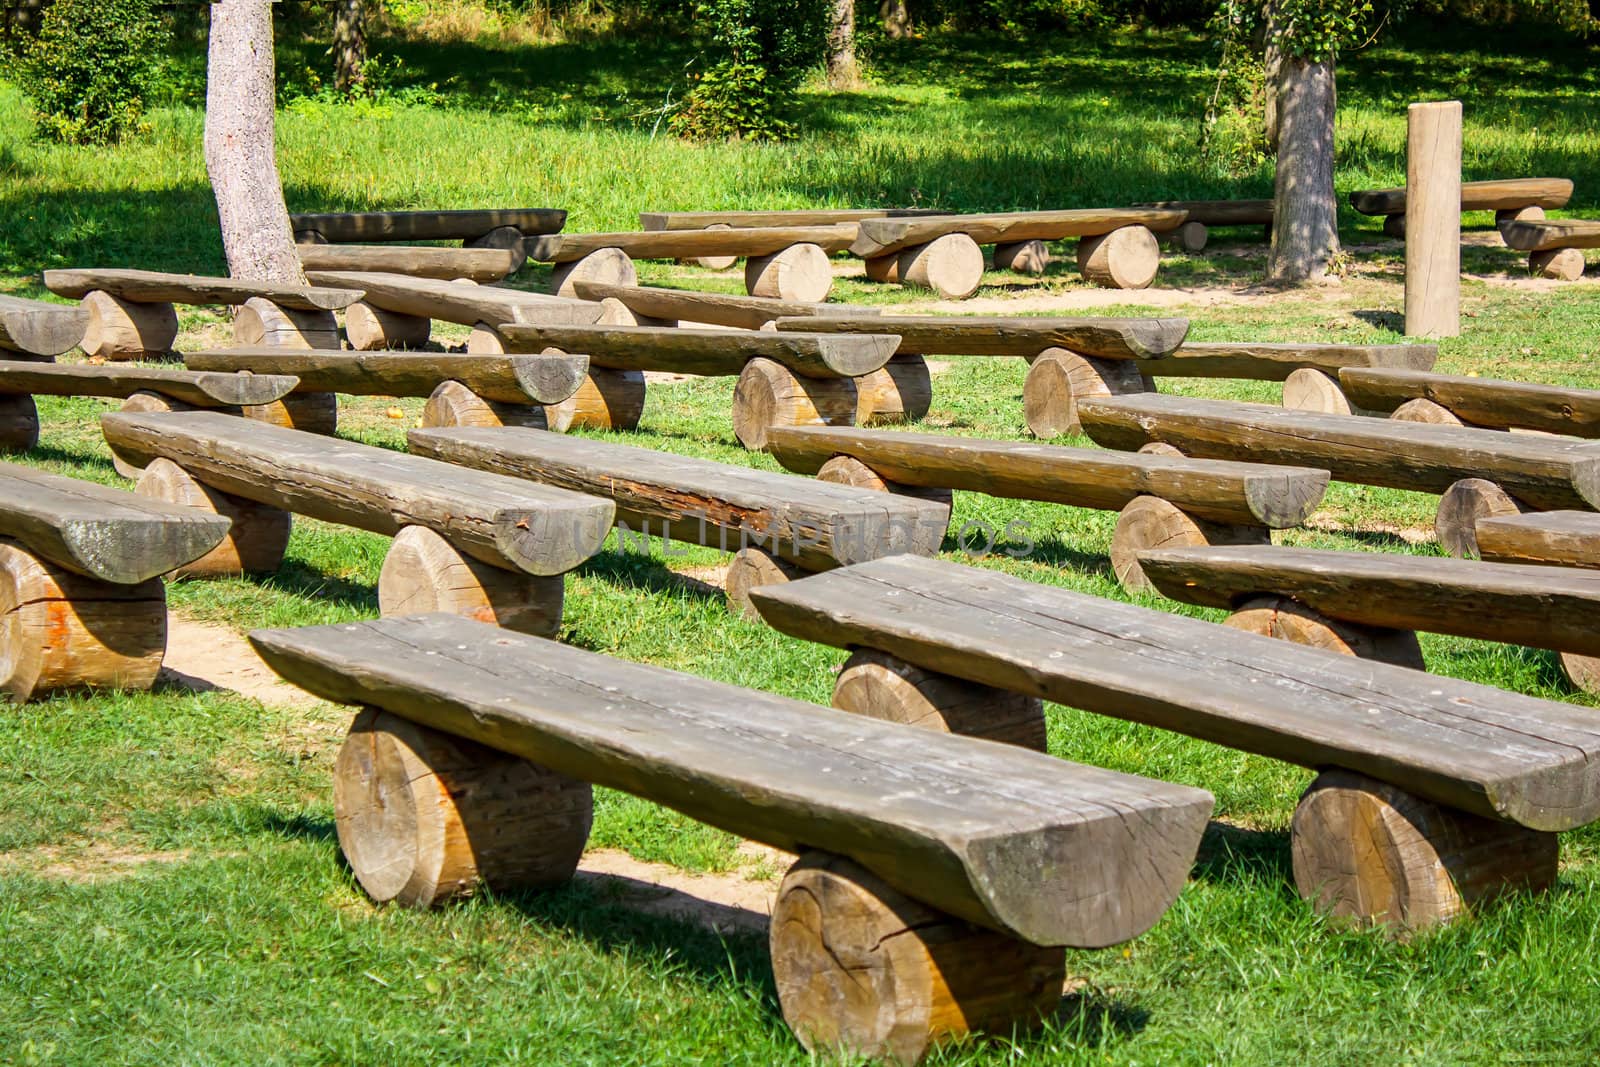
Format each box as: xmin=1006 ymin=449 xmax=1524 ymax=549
xmin=1383 ymin=214 xmax=1407 ymax=239
xmin=378 ymin=526 xmax=564 ymax=638
xmin=853 ymin=355 xmax=932 ymax=427
xmin=992 ymin=240 xmax=1051 ymax=275
xmin=1561 ymin=652 xmax=1600 ymax=696
xmin=1291 ymin=768 xmax=1557 ymax=933
xmin=731 ymin=357 xmax=858 ymax=451
xmin=816 ymin=454 xmax=955 ymax=516
xmin=862 ymin=254 xmax=900 ymax=284
xmin=233 ymin=297 xmax=339 ymax=350
xmin=1167 ymin=222 xmax=1208 ymax=254
xmin=334 ymin=708 xmax=593 ymax=908
xmin=1496 ymin=205 xmax=1545 ymax=238
xmin=746 ymin=243 xmax=833 ymax=303
xmin=684 ymin=222 xmax=739 ymax=270
xmin=80 ymin=290 xmax=179 ymax=361
xmin=1531 ymin=248 xmax=1586 ymax=282
xmin=550 ymin=247 xmax=638 ymax=299
xmin=243 ymin=392 xmax=340 ymax=436
xmin=725 ymin=547 xmax=803 ymax=620
xmin=1224 ymin=595 xmax=1426 ymax=670
xmin=421 ymin=381 xmax=550 ymax=432
xmin=0 ymin=394 xmax=40 ymax=454
xmin=1435 ymin=478 xmax=1527 ymax=559
xmin=1391 ymin=397 xmax=1464 ymax=426
xmin=465 ymin=323 xmax=507 ymax=354
xmin=1112 ymin=496 xmax=1269 ymax=594
xmin=1076 ymin=226 xmax=1161 ymax=290
xmin=898 ymin=234 xmax=984 ymax=300
xmin=1024 ymin=348 xmax=1148 ymax=439
xmin=545 ymin=369 xmax=647 ymax=432
xmin=770 ymin=851 xmax=1065 ymax=1065
xmin=1281 ymin=368 xmax=1353 ymax=416
xmin=134 ymin=458 xmax=290 ymax=577
xmin=345 ymin=301 xmax=431 ymax=351
xmin=833 ymin=649 xmax=1047 ymax=750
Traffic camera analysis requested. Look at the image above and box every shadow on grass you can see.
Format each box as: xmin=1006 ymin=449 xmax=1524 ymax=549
xmin=258 ymin=560 xmax=380 ymax=616
xmin=577 ymin=549 xmax=726 ymax=604
xmin=1191 ymin=820 xmax=1295 ymax=890
xmin=259 ymin=808 xmax=339 ymax=845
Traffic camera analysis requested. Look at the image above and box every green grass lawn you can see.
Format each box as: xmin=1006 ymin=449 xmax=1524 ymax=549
xmin=4 ymin=14 xmax=1600 ymax=1065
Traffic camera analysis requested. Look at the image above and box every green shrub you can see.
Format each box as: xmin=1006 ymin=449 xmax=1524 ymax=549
xmin=670 ymin=60 xmax=794 ymax=141
xmin=672 ymin=0 xmax=830 ymax=141
xmin=14 ymin=0 xmax=170 ymax=144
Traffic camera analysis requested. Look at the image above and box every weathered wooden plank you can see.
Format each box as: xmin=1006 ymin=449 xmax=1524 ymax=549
xmin=852 ymin=209 xmax=1187 ymax=259
xmin=183 ymin=349 xmax=587 ymax=405
xmin=775 ymin=314 xmax=1189 ymax=361
xmin=297 ymin=243 xmax=520 ymax=282
xmin=1078 ymin=394 xmax=1600 ymax=511
xmin=1133 ymin=199 xmax=1273 ymax=226
xmin=1477 ymin=511 xmax=1600 ymax=569
xmin=764 ymin=425 xmax=1328 ymax=528
xmin=289 ymin=208 xmax=566 ymax=243
xmin=572 ymin=282 xmax=880 ymax=330
xmin=1138 ymin=545 xmax=1600 ymax=656
xmin=0 ymin=462 xmax=229 ymax=583
xmin=748 ymin=554 xmax=1600 ymax=831
xmin=0 ymin=359 xmax=298 ymax=407
xmin=0 ymin=294 xmax=88 ymax=358
xmin=100 ymin=411 xmax=614 ymax=576
xmin=42 ymin=269 xmax=363 ymax=311
xmin=249 ymin=611 xmax=1213 ymax=947
xmin=304 ymin=271 xmax=604 ymax=327
xmin=1149 ymin=342 xmax=1437 ymax=381
xmin=1350 ymin=177 xmax=1574 ymax=217
xmin=529 ymin=226 xmax=858 ymax=263
xmin=1501 ymin=219 xmax=1600 ymax=252
xmin=409 ymin=426 xmax=948 ymax=569
xmin=640 ymin=208 xmax=947 ymax=231
xmin=497 ymin=324 xmax=899 ymax=379
xmin=1339 ymin=367 xmax=1600 ymax=436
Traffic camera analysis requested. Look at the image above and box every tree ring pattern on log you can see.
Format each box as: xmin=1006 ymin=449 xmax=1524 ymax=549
xmin=1224 ymin=594 xmax=1426 ymax=670
xmin=134 ymin=458 xmax=291 ymax=577
xmin=1024 ymin=348 xmax=1148 ymax=438
xmin=1111 ymin=496 xmax=1269 ymax=593
xmin=1435 ymin=478 xmax=1527 ymax=559
xmin=833 ymin=649 xmax=1047 ymax=750
xmin=378 ymin=525 xmax=563 ymax=637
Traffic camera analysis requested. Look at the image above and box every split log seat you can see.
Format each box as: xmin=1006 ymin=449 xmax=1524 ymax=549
xmin=1475 ymin=511 xmax=1600 ymax=692
xmin=100 ymin=411 xmax=614 ymax=636
xmin=1335 ymin=367 xmax=1600 ymax=435
xmin=249 ymin=611 xmax=1213 ymax=1063
xmin=1350 ymin=177 xmax=1573 ymax=239
xmin=1500 ymin=218 xmax=1599 ymax=281
xmin=763 ymin=424 xmax=1329 ymax=591
xmin=749 ymin=553 xmax=1600 ymax=932
xmin=0 ymin=463 xmax=230 ymax=702
xmin=1133 ymin=199 xmax=1276 ymax=250
xmin=289 ymin=207 xmax=566 ymax=247
xmin=42 ymin=267 xmax=364 ymax=360
xmin=0 ymin=293 xmax=88 ymax=358
xmin=572 ymin=281 xmax=880 ymax=331
xmin=1078 ymin=393 xmax=1600 ymax=558
xmin=640 ymin=208 xmax=947 ymax=230
xmin=849 ymin=208 xmax=1188 ymax=297
xmin=297 ymin=243 xmax=522 ymax=283
xmin=407 ymin=425 xmax=950 ymax=615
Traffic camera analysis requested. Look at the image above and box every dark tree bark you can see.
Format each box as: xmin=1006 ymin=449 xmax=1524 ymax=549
xmin=1267 ymin=52 xmax=1339 ymax=283
xmin=880 ymin=0 xmax=911 ymax=38
xmin=333 ymin=0 xmax=367 ymax=95
xmin=1260 ymin=1 xmax=1283 ymax=150
xmin=204 ymin=0 xmax=305 ymax=283
xmin=827 ymin=0 xmax=859 ymax=88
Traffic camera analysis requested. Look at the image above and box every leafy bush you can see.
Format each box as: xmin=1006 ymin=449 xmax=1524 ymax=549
xmin=670 ymin=60 xmax=794 ymax=140
xmin=671 ymin=0 xmax=830 ymax=141
xmin=14 ymin=0 xmax=170 ymax=144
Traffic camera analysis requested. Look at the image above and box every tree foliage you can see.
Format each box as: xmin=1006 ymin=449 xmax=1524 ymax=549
xmin=13 ymin=0 xmax=170 ymax=144
xmin=671 ymin=0 xmax=832 ymax=140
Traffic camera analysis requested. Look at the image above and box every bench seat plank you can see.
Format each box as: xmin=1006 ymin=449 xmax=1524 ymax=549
xmin=100 ymin=411 xmax=614 ymax=575
xmin=408 ymin=426 xmax=949 ymax=569
xmin=641 ymin=208 xmax=946 ymax=231
xmin=1152 ymin=342 xmax=1436 ymax=381
xmin=497 ymin=323 xmax=899 ymax=379
xmin=1078 ymin=394 xmax=1600 ymax=511
xmin=249 ymin=612 xmax=1214 ymax=948
xmin=1501 ymin=219 xmax=1600 ymax=252
xmin=183 ymin=348 xmax=588 ymax=405
xmin=297 ymin=244 xmax=520 ymax=283
xmin=290 ymin=208 xmax=566 ymax=243
xmin=0 ymin=359 xmax=298 ymax=407
xmin=528 ymin=226 xmax=859 ymax=263
xmin=748 ymin=554 xmax=1600 ymax=831
xmin=0 ymin=462 xmax=229 ymax=583
xmin=0 ymin=294 xmax=88 ymax=358
xmin=774 ymin=313 xmax=1189 ymax=361
xmin=1132 ymin=200 xmax=1274 ymax=226
xmin=1339 ymin=367 xmax=1600 ymax=435
xmin=42 ymin=268 xmax=363 ymax=311
xmin=304 ymin=271 xmax=604 ymax=328
xmin=572 ymin=282 xmax=880 ymax=330
xmin=851 ymin=209 xmax=1188 ymax=259
xmin=1138 ymin=545 xmax=1600 ymax=656
xmin=764 ymin=425 xmax=1329 ymax=528
xmin=1477 ymin=511 xmax=1600 ymax=569
xmin=1350 ymin=178 xmax=1574 ymax=217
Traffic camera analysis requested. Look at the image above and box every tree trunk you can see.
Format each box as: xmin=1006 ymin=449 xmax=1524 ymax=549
xmin=1266 ymin=53 xmax=1339 ymax=284
xmin=827 ymin=0 xmax=858 ymax=89
xmin=204 ymin=0 xmax=305 ymax=284
xmin=1260 ymin=2 xmax=1282 ymax=150
xmin=880 ymin=0 xmax=910 ymax=38
xmin=333 ymin=0 xmax=367 ymax=95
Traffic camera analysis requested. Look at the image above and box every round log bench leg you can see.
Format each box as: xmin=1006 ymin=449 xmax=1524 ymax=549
xmin=746 ymin=243 xmax=833 ymax=303
xmin=1496 ymin=205 xmax=1544 ymax=243
xmin=378 ymin=526 xmax=564 ymax=638
xmin=0 ymin=540 xmax=167 ymax=703
xmin=853 ymin=354 xmax=932 ymax=427
xmin=833 ymin=649 xmax=1046 ymax=750
xmin=1382 ymin=214 xmax=1407 ymax=239
xmin=546 ymin=369 xmax=648 ymax=432
xmin=234 ymin=297 xmax=339 ymax=349
xmin=1166 ymin=221 xmax=1208 ymax=254
xmin=464 ymin=224 xmax=528 ymax=261
xmin=1281 ymin=368 xmax=1354 ymax=416
xmin=1076 ymin=226 xmax=1160 ymax=290
xmin=682 ymin=222 xmax=739 ymax=271
xmin=335 ymin=707 xmax=593 ymax=909
xmin=422 ymin=381 xmax=549 ymax=431
xmin=732 ymin=357 xmax=858 ymax=451
xmin=1224 ymin=595 xmax=1426 ymax=669
xmin=550 ymin=248 xmax=638 ymax=299
xmin=770 ymin=851 xmax=1065 ymax=1064
xmin=897 ymin=234 xmax=984 ymax=300
xmin=992 ymin=239 xmax=1051 ymax=275
xmin=816 ymin=454 xmax=955 ymax=518
xmin=862 ymin=254 xmax=900 ymax=284
xmin=1291 ymin=768 xmax=1558 ymax=933
xmin=243 ymin=391 xmax=339 ymax=436
xmin=1435 ymin=478 xmax=1528 ymax=559
xmin=134 ymin=458 xmax=291 ymax=577
xmin=1560 ymin=652 xmax=1600 ymax=696
xmin=0 ymin=394 xmax=40 ymax=454
xmin=81 ymin=290 xmax=180 ymax=361
xmin=1024 ymin=347 xmax=1147 ymax=439
xmin=596 ymin=297 xmax=674 ymax=328
xmin=1137 ymin=440 xmax=1186 ymax=458
xmin=294 ymin=229 xmax=328 ymax=244
xmin=1111 ymin=496 xmax=1270 ymax=594
xmin=1391 ymin=397 xmax=1465 ymax=426
xmin=345 ymin=301 xmax=430 ymax=351
xmin=1530 ymin=248 xmax=1585 ymax=281
xmin=725 ymin=546 xmax=804 ymax=620
xmin=465 ymin=322 xmax=509 ymax=354
xmin=112 ymin=392 xmax=212 ymax=479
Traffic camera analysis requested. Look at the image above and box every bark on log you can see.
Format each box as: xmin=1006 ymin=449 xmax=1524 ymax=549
xmin=746 ymin=243 xmax=833 ymax=303
xmin=1023 ymin=348 xmax=1149 ymax=438
xmin=344 ymin=302 xmax=431 ymax=350
xmin=732 ymin=358 xmax=859 ymax=450
xmin=232 ymin=298 xmax=340 ymax=349
xmin=833 ymin=649 xmax=1046 ymax=751
xmin=778 ymin=313 xmax=1189 ymax=362
xmin=378 ymin=526 xmax=563 ymax=637
xmin=134 ymin=457 xmax=292 ymax=578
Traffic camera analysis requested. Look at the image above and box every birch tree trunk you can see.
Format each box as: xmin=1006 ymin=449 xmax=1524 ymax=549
xmin=205 ymin=0 xmax=305 ymax=284
xmin=1266 ymin=52 xmax=1339 ymax=283
xmin=827 ymin=0 xmax=859 ymax=89
xmin=333 ymin=0 xmax=367 ymax=95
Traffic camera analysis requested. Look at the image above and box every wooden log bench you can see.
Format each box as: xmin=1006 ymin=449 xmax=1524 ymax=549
xmin=1078 ymin=393 xmax=1600 ymax=558
xmin=289 ymin=207 xmax=566 ymax=251
xmin=849 ymin=208 xmax=1188 ymax=297
xmin=297 ymin=243 xmax=522 ymax=283
xmin=571 ymin=281 xmax=880 ymax=330
xmin=0 ymin=463 xmax=230 ymax=702
xmin=1137 ymin=543 xmax=1600 ymax=694
xmin=1500 ymin=218 xmax=1599 ymax=281
xmin=748 ymin=553 xmax=1600 ymax=932
xmin=1475 ymin=511 xmax=1600 ymax=691
xmin=763 ymin=424 xmax=1327 ymax=591
xmin=0 ymin=294 xmax=89 ymax=359
xmin=408 ymin=425 xmax=950 ymax=615
xmin=1350 ymin=177 xmax=1573 ymax=240
xmin=527 ymin=226 xmax=859 ymax=302
xmin=250 ymin=611 xmax=1213 ymax=1063
xmin=640 ymin=208 xmax=947 ymax=230
xmin=1335 ymin=366 xmax=1600 ymax=434
xmin=496 ymin=323 xmax=902 ymax=447
xmin=1133 ymin=198 xmax=1276 ymax=251
xmin=42 ymin=268 xmax=364 ymax=363
xmin=100 ymin=411 xmax=614 ymax=636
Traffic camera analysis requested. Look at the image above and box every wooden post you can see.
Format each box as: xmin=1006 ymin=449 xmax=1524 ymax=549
xmin=1404 ymin=101 xmax=1462 ymax=339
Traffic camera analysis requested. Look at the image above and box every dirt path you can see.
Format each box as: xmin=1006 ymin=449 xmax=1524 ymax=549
xmin=159 ymin=614 xmax=323 ymax=708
